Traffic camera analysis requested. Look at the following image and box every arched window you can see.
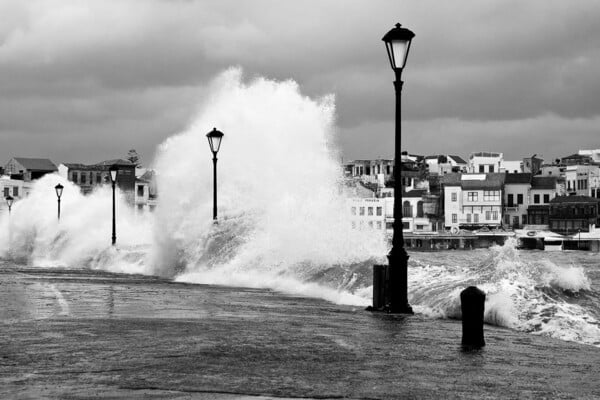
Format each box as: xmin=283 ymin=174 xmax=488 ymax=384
xmin=403 ymin=201 xmax=412 ymax=217
xmin=417 ymin=201 xmax=424 ymax=218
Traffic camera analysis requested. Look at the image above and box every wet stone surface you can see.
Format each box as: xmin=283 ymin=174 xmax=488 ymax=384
xmin=1 ymin=265 xmax=600 ymax=399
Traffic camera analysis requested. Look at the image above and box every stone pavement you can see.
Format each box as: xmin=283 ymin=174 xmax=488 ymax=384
xmin=1 ymin=266 xmax=600 ymax=399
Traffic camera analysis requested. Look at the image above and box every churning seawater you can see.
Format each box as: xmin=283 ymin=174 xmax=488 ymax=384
xmin=0 ymin=68 xmax=599 ymax=349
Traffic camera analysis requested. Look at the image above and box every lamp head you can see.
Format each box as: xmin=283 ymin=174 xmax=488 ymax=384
xmin=109 ymin=165 xmax=118 ymax=183
xmin=206 ymin=127 xmax=224 ymax=154
xmin=55 ymin=183 xmax=64 ymax=199
xmin=382 ymin=23 xmax=415 ymax=71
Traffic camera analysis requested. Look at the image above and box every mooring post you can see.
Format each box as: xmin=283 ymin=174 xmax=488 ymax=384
xmin=372 ymin=264 xmax=386 ymax=310
xmin=460 ymin=286 xmax=485 ymax=349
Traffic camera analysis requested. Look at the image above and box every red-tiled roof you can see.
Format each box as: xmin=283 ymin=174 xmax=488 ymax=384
xmin=13 ymin=157 xmax=57 ymax=171
xmin=505 ymin=173 xmax=532 ymax=184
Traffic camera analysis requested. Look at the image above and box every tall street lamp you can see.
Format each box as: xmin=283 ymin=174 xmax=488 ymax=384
xmin=206 ymin=128 xmax=224 ymax=222
xmin=382 ymin=23 xmax=415 ymax=314
xmin=55 ymin=183 xmax=64 ymax=221
xmin=5 ymin=195 xmax=14 ymax=215
xmin=109 ymin=165 xmax=118 ymax=246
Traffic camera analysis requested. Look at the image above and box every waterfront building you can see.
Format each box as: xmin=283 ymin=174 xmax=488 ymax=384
xmin=0 ymin=175 xmax=32 ymax=213
xmin=468 ymin=152 xmax=503 ymax=173
xmin=401 ymin=189 xmax=437 ymax=232
xmin=4 ymin=157 xmax=57 ymax=181
xmin=549 ymin=196 xmax=600 ymax=235
xmin=527 ymin=176 xmax=563 ymax=227
xmin=442 ymin=173 xmax=505 ymax=231
xmin=503 ymin=173 xmax=531 ymax=228
xmin=134 ymin=170 xmax=158 ymax=212
xmin=58 ymin=159 xmax=136 ymax=202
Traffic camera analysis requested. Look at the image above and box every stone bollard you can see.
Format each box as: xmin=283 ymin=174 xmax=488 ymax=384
xmin=460 ymin=286 xmax=485 ymax=349
xmin=372 ymin=265 xmax=386 ymax=310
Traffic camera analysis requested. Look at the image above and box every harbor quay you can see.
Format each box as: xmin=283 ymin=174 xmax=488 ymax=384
xmin=2 ymin=265 xmax=600 ymax=399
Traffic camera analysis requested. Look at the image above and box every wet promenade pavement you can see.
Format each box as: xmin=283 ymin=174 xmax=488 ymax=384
xmin=1 ymin=265 xmax=600 ymax=399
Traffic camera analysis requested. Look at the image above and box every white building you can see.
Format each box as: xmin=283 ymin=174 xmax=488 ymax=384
xmin=578 ymin=149 xmax=600 ymax=163
xmin=468 ymin=152 xmax=503 ymax=173
xmin=0 ymin=176 xmax=32 ymax=214
xmin=443 ymin=173 xmax=504 ymax=230
xmin=503 ymin=173 xmax=531 ymax=228
xmin=348 ymin=197 xmax=387 ymax=232
xmin=565 ymin=165 xmax=600 ymax=196
xmin=501 ymin=160 xmax=522 ymax=174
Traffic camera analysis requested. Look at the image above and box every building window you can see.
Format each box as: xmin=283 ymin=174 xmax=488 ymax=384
xmin=534 ymin=194 xmax=540 ymax=204
xmin=13 ymin=187 xmax=18 ymax=196
xmin=3 ymin=187 xmax=8 ymax=197
xmin=137 ymin=185 xmax=144 ymax=197
xmin=484 ymin=191 xmax=499 ymax=202
xmin=377 ymin=221 xmax=382 ymax=229
xmin=451 ymin=192 xmax=457 ymax=202
xmin=137 ymin=204 xmax=144 ymax=211
xmin=467 ymin=214 xmax=471 ymax=223
xmin=507 ymin=194 xmax=514 ymax=206
xmin=386 ymin=222 xmax=393 ymax=230
xmin=467 ymin=192 xmax=478 ymax=202
xmin=479 ymin=165 xmax=485 ymax=173
xmin=368 ymin=207 xmax=373 ymax=216
xmin=417 ymin=201 xmax=424 ymax=218
xmin=403 ymin=201 xmax=412 ymax=217
xmin=368 ymin=221 xmax=373 ymax=228
xmin=97 ymin=173 xmax=102 ymax=184
xmin=402 ymin=222 xmax=410 ymax=230
xmin=81 ymin=173 xmax=87 ymax=184
xmin=522 ymin=215 xmax=527 ymax=225
xmin=517 ymin=194 xmax=523 ymax=205
xmin=485 ymin=211 xmax=491 ymax=220
xmin=493 ymin=211 xmax=498 ymax=220
xmin=351 ymin=207 xmax=356 ymax=215
xmin=452 ymin=214 xmax=457 ymax=223
xmin=359 ymin=207 xmax=365 ymax=216
xmin=474 ymin=214 xmax=479 ymax=223
xmin=489 ymin=165 xmax=494 ymax=173
xmin=543 ymin=194 xmax=550 ymax=203
xmin=386 ymin=165 xmax=391 ymax=175
xmin=72 ymin=171 xmax=78 ymax=183
xmin=376 ymin=207 xmax=382 ymax=216
xmin=416 ymin=225 xmax=424 ymax=230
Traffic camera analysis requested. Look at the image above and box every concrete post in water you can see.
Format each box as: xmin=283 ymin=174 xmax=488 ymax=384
xmin=460 ymin=286 xmax=485 ymax=349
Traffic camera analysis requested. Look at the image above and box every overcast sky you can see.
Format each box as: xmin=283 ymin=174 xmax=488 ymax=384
xmin=1 ymin=0 xmax=600 ymax=166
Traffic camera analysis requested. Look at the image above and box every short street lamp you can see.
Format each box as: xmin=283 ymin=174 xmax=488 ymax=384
xmin=5 ymin=195 xmax=14 ymax=215
xmin=55 ymin=183 xmax=64 ymax=221
xmin=380 ymin=23 xmax=415 ymax=314
xmin=109 ymin=165 xmax=118 ymax=246
xmin=206 ymin=128 xmax=224 ymax=222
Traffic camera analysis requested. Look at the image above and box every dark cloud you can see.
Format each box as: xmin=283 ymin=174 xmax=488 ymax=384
xmin=1 ymin=0 xmax=600 ymax=165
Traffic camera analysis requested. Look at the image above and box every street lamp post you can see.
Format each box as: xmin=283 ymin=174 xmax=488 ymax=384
xmin=5 ymin=195 xmax=14 ymax=215
xmin=109 ymin=165 xmax=118 ymax=246
xmin=381 ymin=23 xmax=415 ymax=314
xmin=206 ymin=128 xmax=224 ymax=222
xmin=55 ymin=183 xmax=64 ymax=221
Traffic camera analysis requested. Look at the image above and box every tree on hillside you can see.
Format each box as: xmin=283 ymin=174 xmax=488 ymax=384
xmin=127 ymin=149 xmax=141 ymax=167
